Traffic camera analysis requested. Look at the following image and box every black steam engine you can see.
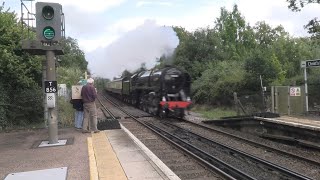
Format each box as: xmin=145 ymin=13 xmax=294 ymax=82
xmin=105 ymin=65 xmax=192 ymax=118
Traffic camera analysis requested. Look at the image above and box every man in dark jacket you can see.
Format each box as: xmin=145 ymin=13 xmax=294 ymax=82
xmin=81 ymin=78 xmax=99 ymax=133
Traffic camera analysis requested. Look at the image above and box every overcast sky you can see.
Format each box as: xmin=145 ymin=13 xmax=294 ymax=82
xmin=3 ymin=0 xmax=320 ymax=79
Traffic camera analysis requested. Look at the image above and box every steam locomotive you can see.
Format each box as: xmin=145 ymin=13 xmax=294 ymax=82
xmin=105 ymin=65 xmax=192 ymax=118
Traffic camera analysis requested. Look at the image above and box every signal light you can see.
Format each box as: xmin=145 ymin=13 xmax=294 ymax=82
xmin=42 ymin=6 xmax=54 ymax=20
xmin=36 ymin=2 xmax=62 ymax=42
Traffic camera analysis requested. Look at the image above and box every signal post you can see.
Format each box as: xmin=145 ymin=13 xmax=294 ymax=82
xmin=22 ymin=2 xmax=64 ymax=144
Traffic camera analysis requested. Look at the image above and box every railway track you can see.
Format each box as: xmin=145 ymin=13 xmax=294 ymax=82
xmin=174 ymin=118 xmax=320 ymax=168
xmin=147 ymin=121 xmax=313 ymax=180
xmin=98 ymin=93 xmax=318 ymax=179
xmin=98 ymin=94 xmax=221 ymax=179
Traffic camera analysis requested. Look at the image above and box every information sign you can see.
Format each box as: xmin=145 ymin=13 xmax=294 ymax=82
xmin=290 ymin=87 xmax=301 ymax=96
xmin=45 ymin=81 xmax=57 ymax=93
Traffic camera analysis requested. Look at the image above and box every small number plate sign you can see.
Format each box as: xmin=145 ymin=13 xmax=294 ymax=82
xmin=45 ymin=81 xmax=57 ymax=93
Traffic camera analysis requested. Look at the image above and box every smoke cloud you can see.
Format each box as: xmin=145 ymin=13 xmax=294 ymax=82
xmin=86 ymin=20 xmax=179 ymax=79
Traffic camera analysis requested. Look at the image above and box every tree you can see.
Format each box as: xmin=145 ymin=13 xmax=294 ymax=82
xmin=169 ymin=3 xmax=320 ymax=106
xmin=287 ymin=0 xmax=320 ymax=11
xmin=0 ymin=7 xmax=43 ymax=128
xmin=214 ymin=5 xmax=256 ymax=61
xmin=287 ymin=0 xmax=320 ymax=38
xmin=58 ymin=37 xmax=88 ymax=71
xmin=192 ymin=61 xmax=246 ymax=104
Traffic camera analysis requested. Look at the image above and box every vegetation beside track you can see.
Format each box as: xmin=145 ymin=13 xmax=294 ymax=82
xmin=191 ymin=105 xmax=237 ymax=119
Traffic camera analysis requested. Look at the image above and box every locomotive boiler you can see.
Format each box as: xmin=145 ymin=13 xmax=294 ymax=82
xmin=106 ymin=65 xmax=192 ymax=118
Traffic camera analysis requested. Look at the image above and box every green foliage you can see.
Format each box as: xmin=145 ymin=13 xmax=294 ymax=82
xmin=94 ymin=77 xmax=110 ymax=92
xmin=0 ymin=80 xmax=43 ymax=129
xmin=58 ymin=37 xmax=88 ymax=71
xmin=58 ymin=97 xmax=74 ymax=127
xmin=192 ymin=105 xmax=237 ymax=119
xmin=0 ymin=7 xmax=88 ymax=129
xmin=286 ymin=0 xmax=320 ymax=12
xmin=192 ymin=61 xmax=246 ymax=104
xmin=287 ymin=0 xmax=320 ymax=38
xmin=57 ymin=67 xmax=85 ymax=88
xmin=171 ymin=4 xmax=320 ymax=106
xmin=0 ymin=8 xmax=44 ymax=129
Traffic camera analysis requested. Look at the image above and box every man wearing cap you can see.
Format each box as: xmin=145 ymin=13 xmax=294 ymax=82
xmin=81 ymin=78 xmax=100 ymax=133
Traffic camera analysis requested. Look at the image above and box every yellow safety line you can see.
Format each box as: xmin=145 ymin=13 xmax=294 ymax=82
xmin=87 ymin=137 xmax=99 ymax=180
xmin=92 ymin=132 xmax=127 ymax=180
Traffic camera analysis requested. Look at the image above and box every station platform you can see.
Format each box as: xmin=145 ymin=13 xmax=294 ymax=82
xmin=256 ymin=115 xmax=320 ymax=131
xmin=88 ymin=125 xmax=180 ymax=180
xmin=0 ymin=125 xmax=180 ymax=180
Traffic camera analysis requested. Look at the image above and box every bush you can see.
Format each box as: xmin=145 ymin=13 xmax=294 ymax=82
xmin=192 ymin=61 xmax=246 ymax=105
xmin=58 ymin=96 xmax=74 ymax=127
xmin=0 ymin=81 xmax=43 ymax=130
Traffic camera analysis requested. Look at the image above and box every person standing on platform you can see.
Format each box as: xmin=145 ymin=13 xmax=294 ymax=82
xmin=81 ymin=78 xmax=100 ymax=133
xmin=70 ymin=98 xmax=84 ymax=129
xmin=70 ymin=81 xmax=84 ymax=130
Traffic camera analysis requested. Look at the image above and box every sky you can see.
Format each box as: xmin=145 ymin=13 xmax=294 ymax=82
xmin=3 ymin=0 xmax=320 ymax=79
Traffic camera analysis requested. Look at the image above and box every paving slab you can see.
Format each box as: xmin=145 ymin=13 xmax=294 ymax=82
xmin=0 ymin=128 xmax=90 ymax=180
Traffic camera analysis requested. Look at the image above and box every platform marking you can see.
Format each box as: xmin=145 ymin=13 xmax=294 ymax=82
xmin=121 ymin=124 xmax=181 ymax=180
xmin=92 ymin=132 xmax=127 ymax=180
xmin=87 ymin=137 xmax=99 ymax=180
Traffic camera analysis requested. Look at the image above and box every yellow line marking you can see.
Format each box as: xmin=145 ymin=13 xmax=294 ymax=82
xmin=92 ymin=132 xmax=127 ymax=180
xmin=87 ymin=137 xmax=99 ymax=180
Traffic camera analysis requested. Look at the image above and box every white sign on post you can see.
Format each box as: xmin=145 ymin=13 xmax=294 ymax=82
xmin=47 ymin=93 xmax=56 ymax=108
xmin=290 ymin=87 xmax=301 ymax=96
xmin=71 ymin=85 xmax=83 ymax=99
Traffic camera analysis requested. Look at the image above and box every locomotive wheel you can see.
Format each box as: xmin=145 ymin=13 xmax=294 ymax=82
xmin=178 ymin=109 xmax=185 ymax=119
xmin=159 ymin=107 xmax=167 ymax=118
xmin=149 ymin=97 xmax=159 ymax=115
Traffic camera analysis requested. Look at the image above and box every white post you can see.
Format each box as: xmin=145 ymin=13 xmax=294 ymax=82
xmin=304 ymin=67 xmax=308 ymax=113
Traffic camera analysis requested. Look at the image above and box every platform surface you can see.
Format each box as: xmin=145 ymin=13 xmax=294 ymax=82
xmin=0 ymin=128 xmax=89 ymax=180
xmin=90 ymin=125 xmax=180 ymax=180
xmin=0 ymin=125 xmax=180 ymax=180
xmin=258 ymin=115 xmax=320 ymax=131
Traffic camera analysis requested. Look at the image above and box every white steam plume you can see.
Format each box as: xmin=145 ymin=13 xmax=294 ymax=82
xmin=86 ymin=20 xmax=179 ymax=79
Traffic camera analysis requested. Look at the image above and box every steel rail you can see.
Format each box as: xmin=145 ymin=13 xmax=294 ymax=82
xmin=97 ymin=97 xmax=117 ymax=119
xmin=163 ymin=122 xmax=313 ymax=180
xmin=176 ymin=118 xmax=320 ymax=167
xmin=101 ymin=94 xmax=252 ymax=179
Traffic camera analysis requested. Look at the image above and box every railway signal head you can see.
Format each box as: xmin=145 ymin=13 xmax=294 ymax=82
xmin=36 ymin=2 xmax=62 ymax=42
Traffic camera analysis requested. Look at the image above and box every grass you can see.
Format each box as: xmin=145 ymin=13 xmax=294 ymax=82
xmin=191 ymin=104 xmax=237 ymax=119
xmin=58 ymin=97 xmax=74 ymax=127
